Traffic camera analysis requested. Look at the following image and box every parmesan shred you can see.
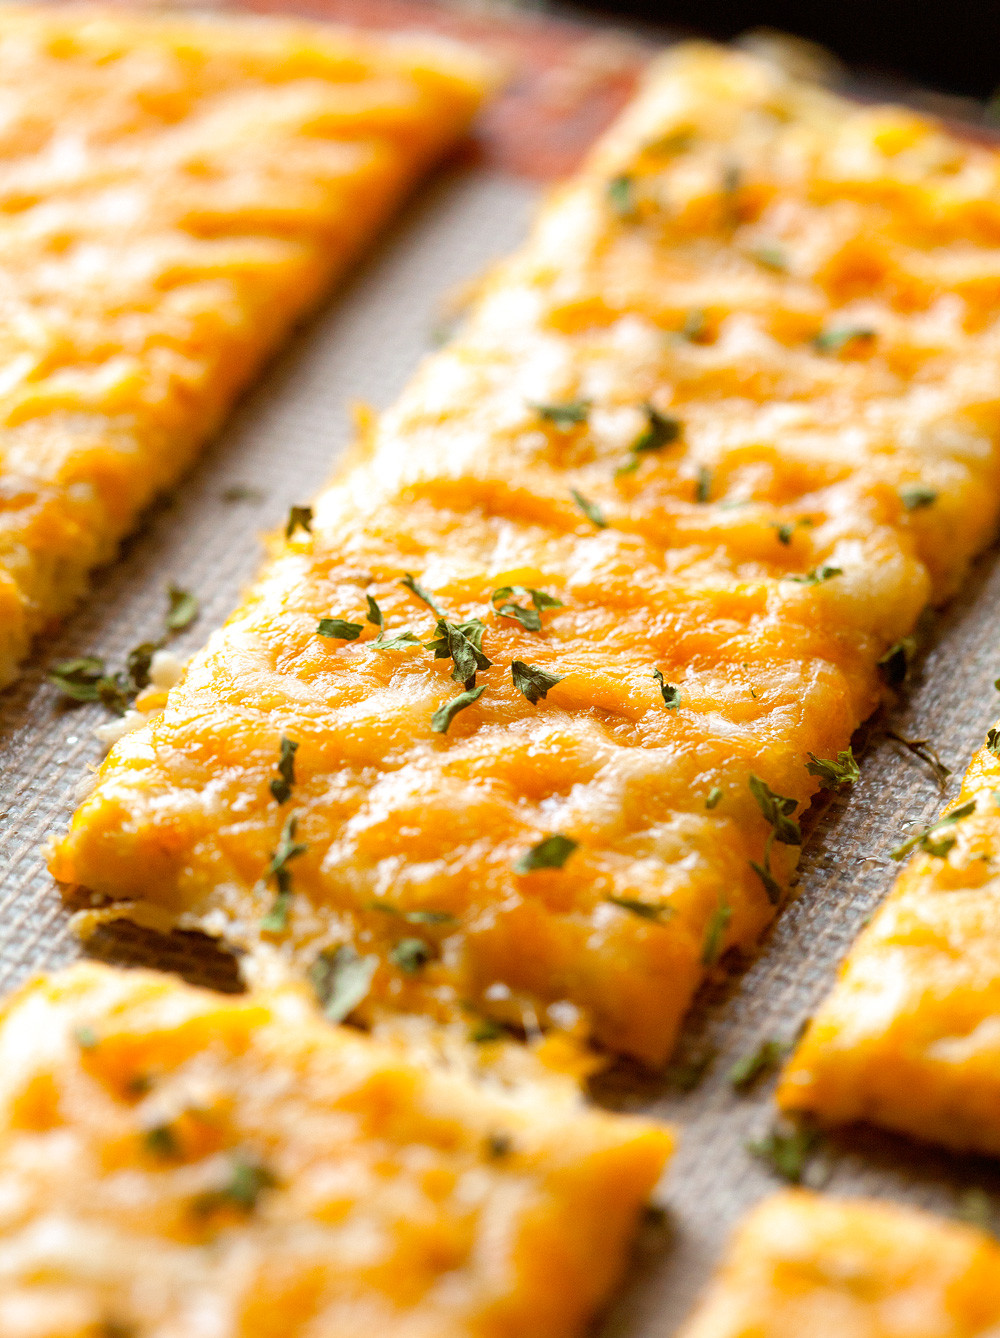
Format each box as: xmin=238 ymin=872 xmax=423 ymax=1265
xmin=53 ymin=43 xmax=1000 ymax=1067
xmin=0 ymin=5 xmax=493 ymax=689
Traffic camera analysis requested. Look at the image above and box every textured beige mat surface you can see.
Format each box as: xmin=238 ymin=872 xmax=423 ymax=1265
xmin=4 ymin=16 xmax=1000 ymax=1338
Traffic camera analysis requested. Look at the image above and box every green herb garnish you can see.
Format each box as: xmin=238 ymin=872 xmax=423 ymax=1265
xmin=514 ymin=833 xmax=577 ymax=874
xmin=701 ymin=902 xmax=732 ymax=966
xmin=748 ymin=774 xmax=801 ymax=905
xmin=166 ymin=584 xmax=198 ymax=633
xmin=75 ymin=1026 xmax=98 ymax=1050
xmin=705 ymin=786 xmax=723 ymax=810
xmin=390 ymin=938 xmax=431 ymax=974
xmin=269 ymin=735 xmax=298 ymax=805
xmin=900 ymin=484 xmax=937 ymax=511
xmin=426 ymin=618 xmax=491 ymax=686
xmin=806 ymin=748 xmax=860 ymax=790
xmin=889 ymin=799 xmax=977 ymax=862
xmin=491 ymin=584 xmax=563 ymax=632
xmin=633 ymin=404 xmax=681 ymax=455
xmin=606 ymin=895 xmax=672 ymax=922
xmin=877 ymin=637 xmax=915 ymax=687
xmin=570 ymin=489 xmax=608 ymax=529
xmin=365 ymin=595 xmax=383 ymax=628
xmin=729 ymin=1038 xmax=789 ymax=1090
xmin=372 ymin=630 xmax=422 ymax=651
xmin=48 ymin=657 xmax=127 ymax=714
xmin=532 ymin=400 xmax=590 ymax=428
xmin=144 ymin=1123 xmax=180 ymax=1159
xmin=695 ymin=466 xmax=712 ymax=502
xmin=285 ymin=505 xmax=313 ymax=539
xmin=607 ymin=173 xmax=636 ymax=219
xmin=309 ymin=944 xmax=377 ymax=1023
xmin=511 ymin=660 xmax=564 ymax=705
xmin=316 ymin=617 xmax=362 ymax=641
xmin=886 ymin=730 xmax=950 ymax=789
xmin=125 ymin=641 xmax=157 ymax=693
xmin=752 ymin=244 xmax=788 ymax=272
xmin=399 ymin=572 xmax=443 ymax=617
xmin=747 ymin=1123 xmax=819 ymax=1183
xmin=989 ymin=729 xmax=1000 ymax=756
xmin=431 ymin=685 xmax=486 ymax=734
xmin=788 ymin=564 xmax=842 ymax=585
xmin=680 ymin=308 xmax=708 ymax=342
xmin=194 ymin=1155 xmax=277 ymax=1216
xmin=664 ymin=1046 xmax=717 ymax=1092
xmin=813 ymin=325 xmax=875 ymax=354
xmin=653 ymin=668 xmax=681 ymax=708
xmin=260 ymin=814 xmax=308 ymax=932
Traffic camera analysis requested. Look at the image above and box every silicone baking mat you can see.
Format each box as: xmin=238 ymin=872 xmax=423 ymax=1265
xmin=3 ymin=2 xmax=1000 ymax=1331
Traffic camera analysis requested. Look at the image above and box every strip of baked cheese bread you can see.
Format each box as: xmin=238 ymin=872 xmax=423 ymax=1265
xmin=677 ymin=1190 xmax=1000 ymax=1338
xmin=0 ymin=960 xmax=671 ymax=1338
xmin=778 ymin=725 xmax=1000 ymax=1154
xmin=0 ymin=6 xmax=491 ymax=687
xmin=52 ymin=43 xmax=1000 ymax=1066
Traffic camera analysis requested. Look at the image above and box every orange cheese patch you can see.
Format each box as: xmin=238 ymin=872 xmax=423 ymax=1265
xmin=53 ymin=44 xmax=1000 ymax=1065
xmin=0 ymin=961 xmax=671 ymax=1338
xmin=779 ymin=728 xmax=1000 ymax=1155
xmin=0 ymin=5 xmax=490 ymax=685
xmin=677 ymin=1190 xmax=1000 ymax=1338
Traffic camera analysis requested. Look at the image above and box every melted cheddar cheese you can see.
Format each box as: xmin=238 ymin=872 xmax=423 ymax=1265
xmin=0 ymin=6 xmax=490 ymax=686
xmin=52 ymin=44 xmax=1000 ymax=1065
xmin=0 ymin=961 xmax=671 ymax=1337
xmin=677 ymin=1190 xmax=1000 ymax=1338
xmin=779 ymin=729 xmax=1000 ymax=1154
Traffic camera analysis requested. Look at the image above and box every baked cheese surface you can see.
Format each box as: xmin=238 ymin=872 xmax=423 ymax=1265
xmin=0 ymin=961 xmax=671 ymax=1338
xmin=53 ymin=44 xmax=1000 ymax=1065
xmin=779 ymin=728 xmax=1000 ymax=1154
xmin=0 ymin=5 xmax=489 ymax=686
xmin=677 ymin=1190 xmax=1000 ymax=1338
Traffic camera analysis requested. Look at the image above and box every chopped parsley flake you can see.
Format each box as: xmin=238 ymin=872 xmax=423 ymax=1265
xmin=772 ymin=517 xmax=813 ymax=545
xmin=259 ymin=814 xmax=307 ymax=932
xmin=532 ymin=400 xmax=590 ymax=428
xmin=747 ymin=1123 xmax=819 ymax=1183
xmin=900 ymin=484 xmax=937 ymax=511
xmin=607 ymin=173 xmax=636 ymax=219
xmin=194 ymin=1155 xmax=278 ymax=1217
xmin=511 ymin=659 xmax=564 ymax=704
xmin=813 ymin=325 xmax=876 ymax=354
xmin=633 ymin=404 xmax=681 ymax=454
xmin=695 ymin=466 xmax=712 ymax=503
xmin=890 ymin=799 xmax=977 ymax=862
xmin=989 ymin=729 xmax=1000 ymax=756
xmin=729 ymin=1038 xmax=789 ymax=1090
xmin=144 ymin=1123 xmax=180 ymax=1159
xmin=886 ymin=730 xmax=950 ymax=789
xmin=431 ymin=684 xmax=486 ymax=734
xmin=372 ymin=630 xmax=422 ymax=651
xmin=491 ymin=585 xmax=562 ymax=632
xmin=399 ymin=572 xmax=443 ymax=617
xmin=426 ymin=618 xmax=491 ymax=686
xmin=753 ymin=244 xmax=788 ymax=272
xmin=805 ymin=748 xmax=860 ymax=790
xmin=486 ymin=1131 xmax=513 ymax=1159
xmin=309 ymin=944 xmax=377 ymax=1023
xmin=285 ymin=505 xmax=313 ymax=539
xmin=878 ymin=637 xmax=916 ymax=687
xmin=748 ymin=774 xmax=801 ymax=905
xmin=165 ymin=584 xmax=199 ymax=633
xmin=469 ymin=1018 xmax=506 ymax=1044
xmin=705 ymin=786 xmax=723 ymax=809
xmin=606 ymin=895 xmax=672 ymax=922
xmin=680 ymin=308 xmax=708 ymax=342
xmin=701 ymin=902 xmax=732 ymax=966
xmin=48 ymin=656 xmax=128 ymax=715
xmin=653 ymin=668 xmax=681 ymax=708
xmin=269 ymin=735 xmax=298 ymax=805
xmin=515 ymin=833 xmax=577 ymax=874
xmin=788 ymin=564 xmax=842 ymax=585
xmin=365 ymin=595 xmax=383 ymax=628
xmin=571 ymin=489 xmax=608 ymax=528
xmin=316 ymin=617 xmax=362 ymax=641
xmin=390 ymin=937 xmax=431 ymax=974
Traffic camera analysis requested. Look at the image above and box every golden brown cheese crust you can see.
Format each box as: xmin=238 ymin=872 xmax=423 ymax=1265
xmin=0 ymin=962 xmax=671 ymax=1338
xmin=53 ymin=44 xmax=1000 ymax=1065
xmin=779 ymin=732 xmax=1000 ymax=1154
xmin=0 ymin=6 xmax=490 ymax=684
xmin=677 ymin=1191 xmax=1000 ymax=1338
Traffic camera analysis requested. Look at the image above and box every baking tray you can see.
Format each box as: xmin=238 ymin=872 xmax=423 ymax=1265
xmin=3 ymin=2 xmax=1000 ymax=1332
